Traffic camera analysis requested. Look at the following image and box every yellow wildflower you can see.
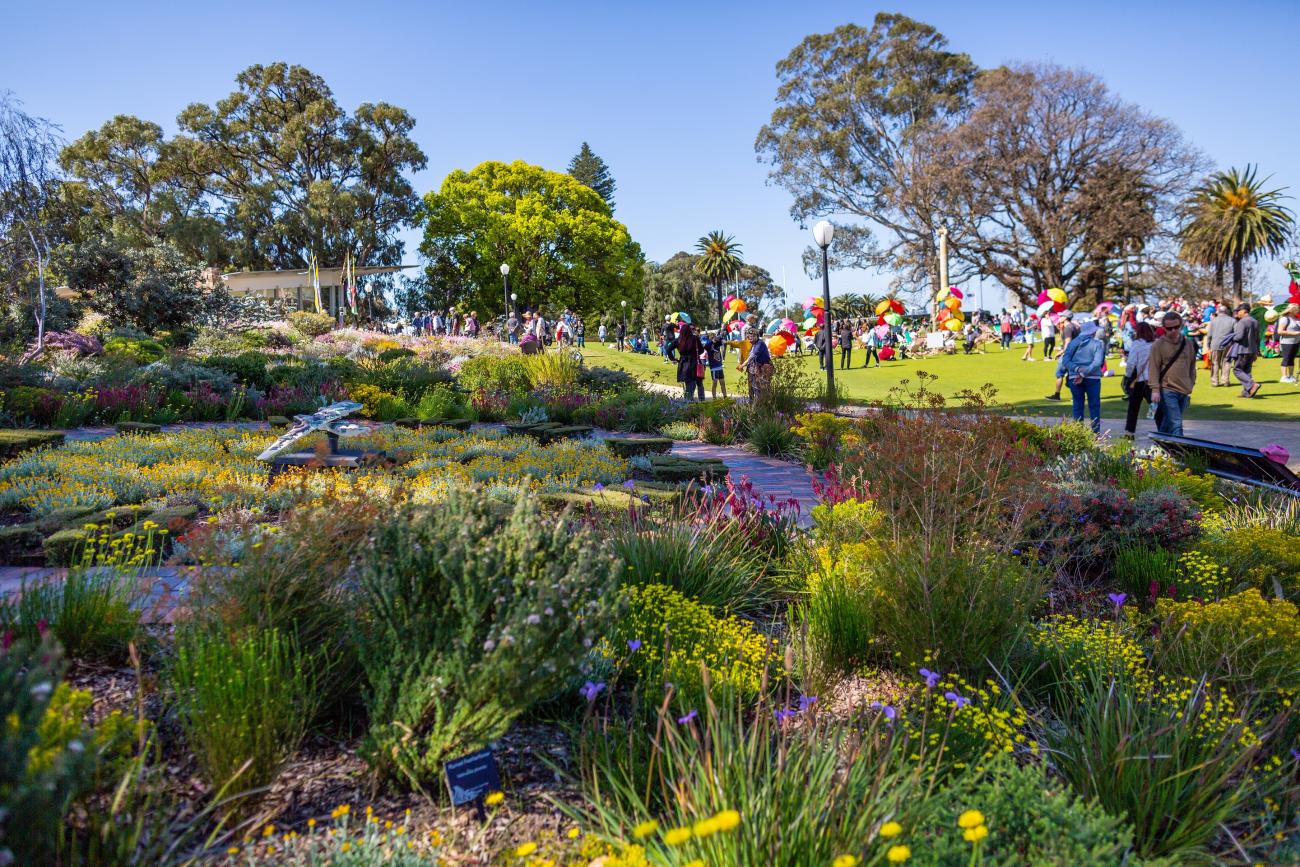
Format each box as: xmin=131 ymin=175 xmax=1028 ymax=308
xmin=879 ymin=821 xmax=902 ymax=838
xmin=887 ymin=845 xmax=911 ymax=863
xmin=957 ymin=810 xmax=984 ymax=829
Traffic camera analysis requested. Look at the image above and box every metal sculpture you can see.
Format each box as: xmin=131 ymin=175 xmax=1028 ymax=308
xmin=256 ymin=401 xmax=367 ymax=461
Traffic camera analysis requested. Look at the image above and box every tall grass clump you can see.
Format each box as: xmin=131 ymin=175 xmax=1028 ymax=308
xmin=168 ymin=627 xmax=318 ymax=811
xmin=1112 ymin=543 xmax=1180 ymax=600
xmin=354 ymin=492 xmax=620 ymax=792
xmin=0 ymin=567 xmax=140 ymax=664
xmin=746 ymin=412 xmax=800 ymax=458
xmin=611 ymin=518 xmax=764 ymax=612
xmin=1045 ymin=669 xmax=1288 ymax=861
xmin=523 ymin=351 xmax=583 ymax=389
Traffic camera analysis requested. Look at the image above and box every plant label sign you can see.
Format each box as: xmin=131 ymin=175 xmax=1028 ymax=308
xmin=444 ymin=747 xmax=501 ymax=808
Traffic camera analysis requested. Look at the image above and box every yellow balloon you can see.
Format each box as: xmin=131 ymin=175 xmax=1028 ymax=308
xmin=944 ymin=297 xmax=962 ymax=311
xmin=949 ymin=309 xmax=965 ymax=323
xmin=936 ymin=286 xmax=951 ymax=301
xmin=1047 ymin=287 xmax=1068 ymax=304
xmin=943 ymin=318 xmax=962 ymax=331
xmin=767 ymin=335 xmax=789 ymax=357
xmin=874 ymin=299 xmax=892 ymax=315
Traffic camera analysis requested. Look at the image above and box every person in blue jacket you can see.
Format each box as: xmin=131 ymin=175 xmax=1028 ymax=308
xmin=1055 ymin=321 xmax=1107 ymax=433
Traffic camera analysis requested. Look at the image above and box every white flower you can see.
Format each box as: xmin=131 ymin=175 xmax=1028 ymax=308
xmin=30 ymin=681 xmax=53 ymax=701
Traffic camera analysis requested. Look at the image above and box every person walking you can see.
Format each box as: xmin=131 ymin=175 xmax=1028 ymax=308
xmin=1122 ymin=322 xmax=1156 ymax=438
xmin=1229 ymin=302 xmax=1262 ymax=398
xmin=1046 ymin=312 xmax=1079 ymax=400
xmin=740 ymin=323 xmax=774 ymax=403
xmin=1040 ymin=313 xmax=1057 ymax=362
xmin=838 ymin=321 xmax=853 ymax=370
xmin=1149 ymin=311 xmax=1198 ymax=437
xmin=668 ymin=322 xmax=705 ymax=401
xmin=598 ymin=321 xmax=607 ymax=345
xmin=862 ymin=324 xmax=881 ymax=368
xmin=1055 ymin=320 xmax=1106 ymax=433
xmin=1206 ymin=302 xmax=1235 ymax=386
xmin=1278 ymin=303 xmax=1300 ymax=383
xmin=1020 ymin=314 xmax=1038 ymax=361
xmin=999 ymin=311 xmax=1013 ymax=349
xmin=814 ymin=326 xmax=830 ymax=370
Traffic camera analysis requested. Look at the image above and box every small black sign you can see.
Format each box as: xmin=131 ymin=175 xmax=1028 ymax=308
xmin=444 ymin=748 xmax=501 ymax=807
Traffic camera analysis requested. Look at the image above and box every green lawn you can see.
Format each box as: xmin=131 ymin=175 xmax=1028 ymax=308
xmin=579 ymin=340 xmax=1299 ymax=422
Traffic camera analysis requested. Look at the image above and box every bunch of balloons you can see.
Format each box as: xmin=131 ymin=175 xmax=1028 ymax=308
xmin=721 ymin=295 xmax=748 ymax=324
xmin=874 ymin=298 xmax=906 ymax=328
xmin=935 ymin=286 xmax=966 ymax=332
xmin=1035 ymin=287 xmax=1069 ymax=317
xmin=764 ymin=316 xmax=800 ymax=357
xmin=800 ymin=296 xmax=827 ymax=337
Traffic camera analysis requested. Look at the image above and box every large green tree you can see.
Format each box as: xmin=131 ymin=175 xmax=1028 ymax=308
xmin=567 ymin=142 xmax=616 ymax=211
xmin=756 ymin=14 xmax=977 ymax=299
xmin=58 ymin=115 xmax=227 ymax=264
xmin=418 ymin=160 xmax=643 ymax=317
xmin=1179 ymin=166 xmax=1294 ymax=304
xmin=169 ymin=62 xmax=426 ymax=271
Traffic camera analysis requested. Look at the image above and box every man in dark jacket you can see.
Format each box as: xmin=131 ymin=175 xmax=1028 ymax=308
xmin=1230 ymin=303 xmax=1261 ymax=398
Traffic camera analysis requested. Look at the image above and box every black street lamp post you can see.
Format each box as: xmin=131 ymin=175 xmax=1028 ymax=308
xmin=813 ymin=220 xmax=835 ymax=403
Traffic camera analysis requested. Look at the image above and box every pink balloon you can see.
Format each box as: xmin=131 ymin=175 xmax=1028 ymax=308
xmin=949 ymin=286 xmax=964 ymax=299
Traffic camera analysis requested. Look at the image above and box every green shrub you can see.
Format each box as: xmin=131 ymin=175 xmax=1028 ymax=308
xmin=915 ymin=755 xmax=1143 ymax=866
xmin=659 ymin=421 xmax=699 ymax=441
xmin=611 ymin=519 xmax=764 ymax=612
xmin=855 ymin=541 xmax=1043 ymax=673
xmin=413 ymin=383 xmax=467 ymax=420
xmin=1021 ymin=615 xmax=1152 ymax=705
xmin=1113 ymin=543 xmax=1180 ymax=600
xmin=797 ymin=545 xmax=878 ymax=676
xmin=605 ymin=583 xmax=775 ymax=711
xmin=181 ymin=495 xmax=380 ymax=717
xmin=348 ymin=383 xmax=414 ymax=420
xmin=746 ymin=412 xmax=799 ymax=458
xmin=377 ymin=346 xmax=416 ymax=362
xmin=2 ymin=385 xmax=60 ymax=425
xmin=169 ymin=627 xmax=318 ymax=811
xmin=1121 ymin=456 xmax=1219 ymax=512
xmin=457 ymin=355 xmax=531 ymax=394
xmin=354 ymin=492 xmax=619 ymax=791
xmin=0 ymin=635 xmax=89 ymax=866
xmin=523 ymin=351 xmax=582 ymax=389
xmin=202 ymin=351 xmax=270 ymax=388
xmin=569 ymin=686 xmax=951 ymax=867
xmin=757 ymin=356 xmax=817 ymax=416
xmin=0 ymin=567 xmax=140 ymax=664
xmin=622 ymin=397 xmax=670 ymax=433
xmin=791 ymin=411 xmax=853 ymax=471
xmin=102 ymin=335 xmax=166 ymax=364
xmin=1046 ymin=668 xmax=1272 ymax=861
xmin=1153 ymin=590 xmax=1300 ymax=697
xmin=287 ymin=310 xmax=336 ymax=337
xmin=1197 ymin=527 xmax=1300 ymax=598
xmin=808 ymin=498 xmax=884 ymax=548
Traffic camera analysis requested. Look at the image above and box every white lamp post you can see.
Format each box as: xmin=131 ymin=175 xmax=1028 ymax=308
xmin=500 ymin=263 xmax=510 ymax=331
xmin=812 ymin=220 xmax=835 ymax=402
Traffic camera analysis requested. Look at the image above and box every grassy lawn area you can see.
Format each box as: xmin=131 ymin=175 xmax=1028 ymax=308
xmin=580 ymin=340 xmax=1299 ymax=422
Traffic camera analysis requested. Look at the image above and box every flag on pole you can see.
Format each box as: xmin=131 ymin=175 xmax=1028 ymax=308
xmin=346 ymin=252 xmax=358 ymax=315
xmin=311 ymin=252 xmax=322 ymax=313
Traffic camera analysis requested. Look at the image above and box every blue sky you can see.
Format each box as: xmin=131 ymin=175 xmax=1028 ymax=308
xmin=6 ymin=0 xmax=1298 ymax=311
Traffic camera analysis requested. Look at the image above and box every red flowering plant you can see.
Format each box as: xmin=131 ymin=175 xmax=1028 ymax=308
xmin=681 ymin=474 xmax=802 ymax=563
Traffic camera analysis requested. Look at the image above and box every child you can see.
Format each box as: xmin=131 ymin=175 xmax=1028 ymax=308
xmin=702 ymin=332 xmax=728 ymax=399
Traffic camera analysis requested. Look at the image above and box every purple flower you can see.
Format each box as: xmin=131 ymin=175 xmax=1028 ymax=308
xmin=1291 ymin=748 xmax=1300 ymax=761
xmin=627 ymin=639 xmax=642 ymax=653
xmin=1108 ymin=592 xmax=1128 ymax=607
xmin=677 ymin=709 xmax=698 ymax=724
xmin=579 ymin=681 xmax=605 ymax=702
xmin=870 ymin=701 xmax=897 ymax=721
xmin=944 ymin=691 xmax=969 ymax=709
xmin=623 ymin=479 xmax=636 ymax=489
xmin=774 ymin=708 xmax=795 ymax=722
xmin=919 ymin=668 xmax=940 ymax=689
xmin=593 ymin=482 xmax=604 ymax=491
xmin=798 ymin=695 xmax=818 ymax=712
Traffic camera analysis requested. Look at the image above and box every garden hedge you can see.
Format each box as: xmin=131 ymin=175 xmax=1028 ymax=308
xmin=0 ymin=429 xmax=65 ymax=460
xmin=603 ymin=436 xmax=673 ymax=458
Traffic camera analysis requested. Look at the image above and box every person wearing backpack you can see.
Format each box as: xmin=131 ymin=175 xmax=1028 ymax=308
xmin=1055 ymin=320 xmax=1106 ymax=433
xmin=1278 ymin=303 xmax=1300 ymax=384
xmin=1149 ymin=311 xmax=1198 ymax=437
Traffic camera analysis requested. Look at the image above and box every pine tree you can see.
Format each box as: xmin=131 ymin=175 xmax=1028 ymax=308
xmin=567 ymin=142 xmax=616 ymax=210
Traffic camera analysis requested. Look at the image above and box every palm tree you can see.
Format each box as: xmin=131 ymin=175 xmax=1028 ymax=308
xmin=1179 ymin=166 xmax=1294 ymax=303
xmin=694 ymin=230 xmax=744 ymax=326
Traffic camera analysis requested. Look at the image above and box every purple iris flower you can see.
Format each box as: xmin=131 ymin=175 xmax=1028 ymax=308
xmin=677 ymin=709 xmax=698 ymax=724
xmin=627 ymin=639 xmax=642 ymax=653
xmin=798 ymin=695 xmax=818 ymax=712
xmin=579 ymin=681 xmax=605 ymax=702
xmin=1108 ymin=592 xmax=1128 ymax=606
xmin=593 ymin=482 xmax=604 ymax=491
xmin=919 ymin=668 xmax=940 ymax=689
xmin=870 ymin=701 xmax=897 ymax=721
xmin=944 ymin=691 xmax=969 ymax=709
xmin=623 ymin=479 xmax=636 ymax=489
xmin=774 ymin=708 xmax=795 ymax=722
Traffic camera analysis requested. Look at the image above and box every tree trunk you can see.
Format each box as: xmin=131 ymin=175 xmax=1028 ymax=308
xmin=1232 ymin=254 xmax=1243 ymax=305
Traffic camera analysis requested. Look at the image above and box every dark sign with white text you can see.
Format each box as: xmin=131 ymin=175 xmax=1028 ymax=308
xmin=444 ymin=748 xmax=501 ymax=807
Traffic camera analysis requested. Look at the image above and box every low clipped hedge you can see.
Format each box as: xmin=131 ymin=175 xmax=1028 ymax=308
xmin=604 ymin=436 xmax=673 ymax=458
xmin=0 ymin=429 xmax=65 ymax=461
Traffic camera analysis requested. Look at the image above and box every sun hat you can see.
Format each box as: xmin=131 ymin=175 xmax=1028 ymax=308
xmin=1261 ymin=444 xmax=1290 ymax=465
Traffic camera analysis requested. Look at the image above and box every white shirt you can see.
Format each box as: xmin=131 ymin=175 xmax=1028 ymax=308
xmin=1041 ymin=318 xmax=1055 ymax=337
xmin=1127 ymin=339 xmax=1153 ymax=383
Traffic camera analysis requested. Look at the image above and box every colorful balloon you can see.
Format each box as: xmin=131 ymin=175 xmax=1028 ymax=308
xmin=889 ymin=299 xmax=905 ymax=315
xmin=937 ymin=308 xmax=952 ymax=323
xmin=943 ymin=318 xmax=962 ymax=331
xmin=875 ymin=299 xmax=892 ymax=315
xmin=884 ymin=312 xmax=903 ymax=326
xmin=1037 ymin=300 xmax=1054 ymax=316
xmin=936 ymin=287 xmax=950 ymax=302
xmin=948 ymin=286 xmax=964 ymax=299
xmin=944 ymin=297 xmax=962 ymax=311
xmin=1047 ymin=287 xmax=1068 ymax=304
